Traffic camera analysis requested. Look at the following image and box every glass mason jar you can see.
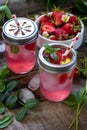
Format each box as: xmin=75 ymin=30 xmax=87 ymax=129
xmin=2 ymin=17 xmax=38 ymax=74
xmin=38 ymin=43 xmax=77 ymax=102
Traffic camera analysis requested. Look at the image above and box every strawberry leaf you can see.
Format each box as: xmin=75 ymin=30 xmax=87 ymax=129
xmin=63 ymin=94 xmax=78 ymax=107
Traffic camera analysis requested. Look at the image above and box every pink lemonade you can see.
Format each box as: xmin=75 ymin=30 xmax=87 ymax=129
xmin=5 ymin=42 xmax=36 ymax=74
xmin=38 ymin=43 xmax=76 ymax=102
xmin=40 ymin=69 xmax=73 ymax=101
xmin=2 ymin=17 xmax=38 ymax=74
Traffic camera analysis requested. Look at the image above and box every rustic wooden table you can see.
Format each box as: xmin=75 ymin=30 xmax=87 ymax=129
xmin=0 ymin=28 xmax=87 ymax=130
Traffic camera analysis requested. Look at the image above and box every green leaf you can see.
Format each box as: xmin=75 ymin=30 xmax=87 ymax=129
xmin=0 ymin=81 xmax=5 ymax=92
xmin=0 ymin=102 xmax=5 ymax=114
xmin=50 ymin=52 xmax=58 ymax=60
xmin=6 ymin=94 xmax=18 ymax=109
xmin=0 ymin=114 xmax=13 ymax=129
xmin=0 ymin=65 xmax=10 ymax=78
xmin=10 ymin=45 xmax=19 ymax=54
xmin=16 ymin=107 xmax=27 ymax=121
xmin=25 ymin=98 xmax=40 ymax=109
xmin=6 ymin=80 xmax=18 ymax=91
xmin=63 ymin=94 xmax=78 ymax=107
xmin=0 ymin=80 xmax=18 ymax=102
xmin=73 ymin=89 xmax=85 ymax=103
xmin=43 ymin=44 xmax=54 ymax=53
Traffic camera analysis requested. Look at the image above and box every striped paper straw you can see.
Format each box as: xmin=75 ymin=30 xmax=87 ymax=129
xmin=12 ymin=14 xmax=20 ymax=28
xmin=62 ymin=33 xmax=79 ymax=57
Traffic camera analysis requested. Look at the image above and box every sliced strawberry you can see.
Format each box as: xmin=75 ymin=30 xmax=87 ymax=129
xmin=69 ymin=15 xmax=79 ymax=25
xmin=62 ymin=23 xmax=75 ymax=35
xmin=25 ymin=42 xmax=35 ymax=50
xmin=41 ymin=24 xmax=55 ymax=33
xmin=42 ymin=21 xmax=55 ymax=27
xmin=59 ymin=73 xmax=68 ymax=84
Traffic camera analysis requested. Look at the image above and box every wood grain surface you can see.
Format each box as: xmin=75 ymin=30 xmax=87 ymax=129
xmin=0 ymin=28 xmax=87 ymax=130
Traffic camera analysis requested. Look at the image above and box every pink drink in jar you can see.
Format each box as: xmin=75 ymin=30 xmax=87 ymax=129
xmin=38 ymin=43 xmax=76 ymax=101
xmin=2 ymin=18 xmax=38 ymax=74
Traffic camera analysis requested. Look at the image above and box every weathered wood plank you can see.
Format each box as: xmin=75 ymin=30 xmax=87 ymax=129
xmin=0 ymin=28 xmax=87 ymax=130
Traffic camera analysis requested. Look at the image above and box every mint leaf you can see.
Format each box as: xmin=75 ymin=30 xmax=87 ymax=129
xmin=0 ymin=114 xmax=13 ymax=128
xmin=0 ymin=80 xmax=18 ymax=102
xmin=16 ymin=107 xmax=27 ymax=121
xmin=0 ymin=102 xmax=5 ymax=114
xmin=0 ymin=65 xmax=10 ymax=78
xmin=6 ymin=94 xmax=18 ymax=109
xmin=25 ymin=98 xmax=40 ymax=109
xmin=43 ymin=44 xmax=54 ymax=53
xmin=0 ymin=81 xmax=5 ymax=92
xmin=50 ymin=52 xmax=58 ymax=60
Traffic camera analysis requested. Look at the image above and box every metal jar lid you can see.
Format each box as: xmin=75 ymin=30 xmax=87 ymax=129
xmin=2 ymin=17 xmax=38 ymax=45
xmin=38 ymin=43 xmax=77 ymax=74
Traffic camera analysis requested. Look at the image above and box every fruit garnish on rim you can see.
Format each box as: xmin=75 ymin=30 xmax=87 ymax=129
xmin=43 ymin=44 xmax=71 ymax=65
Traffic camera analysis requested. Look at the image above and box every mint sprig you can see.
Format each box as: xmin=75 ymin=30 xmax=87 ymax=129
xmin=16 ymin=98 xmax=40 ymax=121
xmin=43 ymin=44 xmax=60 ymax=61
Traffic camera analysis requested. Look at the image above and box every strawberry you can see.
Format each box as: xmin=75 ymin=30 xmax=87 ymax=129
xmin=53 ymin=12 xmax=64 ymax=26
xmin=40 ymin=15 xmax=49 ymax=23
xmin=48 ymin=49 xmax=63 ymax=64
xmin=52 ymin=11 xmax=60 ymax=19
xmin=62 ymin=23 xmax=75 ymax=35
xmin=25 ymin=42 xmax=35 ymax=50
xmin=55 ymin=28 xmax=69 ymax=40
xmin=59 ymin=73 xmax=68 ymax=84
xmin=42 ymin=21 xmax=55 ymax=27
xmin=41 ymin=24 xmax=55 ymax=33
xmin=49 ymin=35 xmax=57 ymax=40
xmin=73 ymin=66 xmax=79 ymax=78
xmin=69 ymin=15 xmax=79 ymax=25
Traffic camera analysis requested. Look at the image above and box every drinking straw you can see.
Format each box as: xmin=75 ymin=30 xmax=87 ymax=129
xmin=12 ymin=14 xmax=20 ymax=28
xmin=62 ymin=33 xmax=79 ymax=57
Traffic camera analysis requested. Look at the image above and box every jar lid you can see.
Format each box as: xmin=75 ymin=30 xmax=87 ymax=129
xmin=38 ymin=43 xmax=77 ymax=74
xmin=2 ymin=17 xmax=38 ymax=45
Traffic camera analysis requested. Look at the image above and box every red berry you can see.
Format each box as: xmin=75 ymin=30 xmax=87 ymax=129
xmin=40 ymin=15 xmax=49 ymax=23
xmin=41 ymin=24 xmax=55 ymax=33
xmin=62 ymin=23 xmax=75 ymax=35
xmin=25 ymin=42 xmax=35 ymax=50
xmin=52 ymin=11 xmax=60 ymax=19
xmin=73 ymin=67 xmax=79 ymax=78
xmin=49 ymin=35 xmax=57 ymax=40
xmin=54 ymin=13 xmax=64 ymax=26
xmin=43 ymin=21 xmax=55 ymax=27
xmin=69 ymin=15 xmax=79 ymax=25
xmin=55 ymin=28 xmax=69 ymax=40
xmin=59 ymin=74 xmax=68 ymax=84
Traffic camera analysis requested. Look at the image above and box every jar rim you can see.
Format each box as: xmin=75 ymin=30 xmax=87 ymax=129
xmin=2 ymin=17 xmax=38 ymax=45
xmin=38 ymin=43 xmax=77 ymax=73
